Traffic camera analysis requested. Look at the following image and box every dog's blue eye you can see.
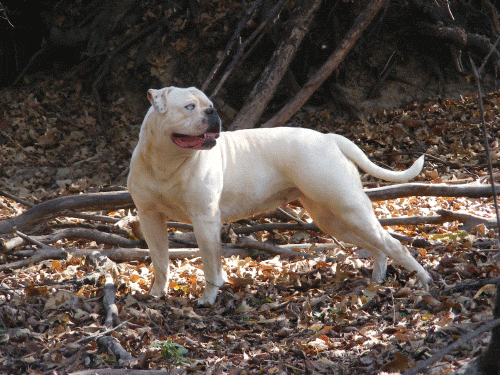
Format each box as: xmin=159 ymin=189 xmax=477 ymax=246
xmin=185 ymin=104 xmax=195 ymax=110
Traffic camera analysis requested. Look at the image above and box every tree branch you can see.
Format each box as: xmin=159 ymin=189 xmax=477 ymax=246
xmin=261 ymin=0 xmax=389 ymax=128
xmin=1 ymin=184 xmax=498 ymax=235
xmin=228 ymin=0 xmax=322 ymax=130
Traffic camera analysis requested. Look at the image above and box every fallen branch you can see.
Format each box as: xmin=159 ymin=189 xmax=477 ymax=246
xmin=0 ymin=246 xmax=67 ymax=272
xmin=1 ymin=183 xmax=498 ymax=235
xmin=236 ymin=237 xmax=339 ymax=262
xmin=0 ymin=191 xmax=133 ymax=234
xmin=73 ymin=247 xmax=152 ymax=263
xmin=233 ymin=222 xmax=319 ymax=235
xmin=261 ymin=0 xmax=389 ymax=128
xmin=1 ymin=242 xmax=340 ymax=272
xmin=74 ymin=319 xmax=130 ymax=345
xmin=70 ymin=370 xmax=171 ymax=375
xmin=103 ymin=273 xmax=120 ymax=328
xmin=380 ymin=209 xmax=498 ymax=232
xmin=0 ymin=189 xmax=121 ymax=224
xmin=2 ymin=228 xmax=141 ymax=251
xmin=234 ymin=209 xmax=496 ymax=235
xmin=96 ymin=335 xmax=137 ymax=367
xmin=364 ymin=182 xmax=500 ymax=201
xmin=1 ymin=246 xmax=252 ymax=271
xmin=83 ymin=250 xmax=121 ymax=328
xmin=7 ymin=208 xmax=489 ymax=253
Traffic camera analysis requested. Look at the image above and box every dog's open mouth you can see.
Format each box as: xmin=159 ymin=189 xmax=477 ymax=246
xmin=171 ymin=124 xmax=220 ymax=149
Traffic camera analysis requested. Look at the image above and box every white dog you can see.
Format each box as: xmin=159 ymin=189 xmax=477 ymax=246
xmin=128 ymin=86 xmax=431 ymax=305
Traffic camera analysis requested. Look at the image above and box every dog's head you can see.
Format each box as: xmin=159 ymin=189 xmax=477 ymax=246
xmin=147 ymin=87 xmax=221 ymax=150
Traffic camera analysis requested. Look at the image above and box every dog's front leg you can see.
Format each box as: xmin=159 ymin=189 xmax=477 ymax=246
xmin=137 ymin=210 xmax=170 ymax=296
xmin=191 ymin=215 xmax=225 ymax=305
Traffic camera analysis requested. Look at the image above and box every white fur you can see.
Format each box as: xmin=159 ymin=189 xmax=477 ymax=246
xmin=128 ymin=86 xmax=431 ymax=305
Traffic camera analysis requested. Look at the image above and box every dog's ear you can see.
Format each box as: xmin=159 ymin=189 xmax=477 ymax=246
xmin=147 ymin=87 xmax=173 ymax=113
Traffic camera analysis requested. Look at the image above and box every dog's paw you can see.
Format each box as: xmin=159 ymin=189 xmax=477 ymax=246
xmin=418 ymin=271 xmax=432 ymax=290
xmin=197 ymin=293 xmax=218 ymax=306
xmin=197 ymin=282 xmax=222 ymax=306
xmin=149 ymin=282 xmax=168 ymax=297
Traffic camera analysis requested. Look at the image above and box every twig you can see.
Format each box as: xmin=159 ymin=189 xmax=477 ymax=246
xmin=201 ymin=0 xmax=263 ymax=92
xmin=277 ymin=207 xmax=307 ymax=225
xmin=74 ymin=319 xmax=131 ymax=344
xmin=91 ymin=19 xmax=164 ymax=127
xmin=470 ymin=57 xmax=500 ymax=251
xmin=15 ymin=230 xmax=51 ymax=249
xmin=11 ymin=47 xmax=48 ymax=86
xmin=403 ymin=318 xmax=500 ymax=375
xmin=478 ymin=33 xmax=500 ymax=75
xmin=444 ymin=276 xmax=500 ymax=294
xmin=0 ymin=189 xmax=34 ymax=207
xmin=208 ymin=0 xmax=288 ymax=98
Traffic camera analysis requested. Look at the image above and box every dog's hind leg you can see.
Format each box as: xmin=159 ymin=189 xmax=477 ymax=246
xmin=300 ymin=196 xmax=431 ymax=286
xmin=300 ymin=196 xmax=388 ymax=281
xmin=137 ymin=210 xmax=171 ymax=296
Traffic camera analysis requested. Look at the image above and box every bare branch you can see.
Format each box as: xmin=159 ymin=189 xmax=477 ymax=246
xmin=261 ymin=0 xmax=389 ymax=128
xmin=228 ymin=0 xmax=322 ymax=130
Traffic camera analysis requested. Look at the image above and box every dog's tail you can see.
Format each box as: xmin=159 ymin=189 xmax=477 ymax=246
xmin=336 ymin=135 xmax=425 ymax=183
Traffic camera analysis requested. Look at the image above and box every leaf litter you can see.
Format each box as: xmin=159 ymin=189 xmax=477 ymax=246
xmin=0 ymin=76 xmax=499 ymax=374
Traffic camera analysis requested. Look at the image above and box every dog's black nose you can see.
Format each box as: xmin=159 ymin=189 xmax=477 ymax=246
xmin=206 ymin=107 xmax=216 ymax=115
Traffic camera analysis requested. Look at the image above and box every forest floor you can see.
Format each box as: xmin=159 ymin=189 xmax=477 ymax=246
xmin=0 ymin=74 xmax=499 ymax=374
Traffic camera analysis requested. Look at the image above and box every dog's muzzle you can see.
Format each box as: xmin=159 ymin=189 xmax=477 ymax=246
xmin=171 ymin=108 xmax=221 ymax=150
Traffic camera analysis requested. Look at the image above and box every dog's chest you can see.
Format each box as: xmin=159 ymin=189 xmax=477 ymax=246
xmin=132 ymin=177 xmax=193 ymax=223
xmin=158 ymin=195 xmax=191 ymax=223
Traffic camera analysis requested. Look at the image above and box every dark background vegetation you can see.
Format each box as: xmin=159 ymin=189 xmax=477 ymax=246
xmin=2 ymin=0 xmax=500 ymax=126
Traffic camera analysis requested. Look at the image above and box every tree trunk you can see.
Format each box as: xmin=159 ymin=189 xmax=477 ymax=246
xmin=228 ymin=0 xmax=322 ymax=130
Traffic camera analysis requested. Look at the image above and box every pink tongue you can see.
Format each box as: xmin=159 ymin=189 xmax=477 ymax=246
xmin=172 ymin=133 xmax=219 ymax=149
xmin=173 ymin=136 xmax=205 ymax=148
